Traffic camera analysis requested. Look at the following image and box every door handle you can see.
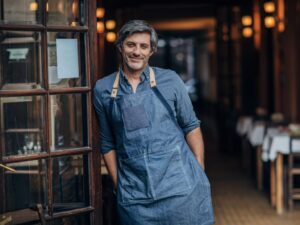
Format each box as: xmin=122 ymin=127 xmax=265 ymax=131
xmin=0 ymin=163 xmax=16 ymax=172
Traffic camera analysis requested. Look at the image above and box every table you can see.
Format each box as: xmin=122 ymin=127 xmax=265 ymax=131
xmin=262 ymin=128 xmax=289 ymax=162
xmin=261 ymin=133 xmax=300 ymax=214
xmin=265 ymin=135 xmax=300 ymax=161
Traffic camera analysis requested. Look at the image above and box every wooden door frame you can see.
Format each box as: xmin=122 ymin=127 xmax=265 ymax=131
xmin=88 ymin=0 xmax=103 ymax=225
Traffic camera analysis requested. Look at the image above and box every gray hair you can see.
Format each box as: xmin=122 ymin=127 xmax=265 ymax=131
xmin=115 ymin=20 xmax=158 ymax=53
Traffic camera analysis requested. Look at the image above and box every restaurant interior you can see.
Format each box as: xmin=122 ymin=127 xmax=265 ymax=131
xmin=1 ymin=0 xmax=300 ymax=224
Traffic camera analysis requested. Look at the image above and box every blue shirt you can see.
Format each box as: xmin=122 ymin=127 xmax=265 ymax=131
xmin=93 ymin=66 xmax=200 ymax=154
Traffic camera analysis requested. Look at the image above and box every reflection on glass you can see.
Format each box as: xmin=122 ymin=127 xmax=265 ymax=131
xmin=47 ymin=32 xmax=86 ymax=88
xmin=0 ymin=31 xmax=43 ymax=90
xmin=49 ymin=214 xmax=90 ymax=225
xmin=52 ymin=155 xmax=89 ymax=212
xmin=50 ymin=94 xmax=87 ymax=150
xmin=0 ymin=0 xmax=41 ymax=24
xmin=0 ymin=159 xmax=47 ymax=212
xmin=0 ymin=96 xmax=46 ymax=156
xmin=47 ymin=0 xmax=85 ymax=26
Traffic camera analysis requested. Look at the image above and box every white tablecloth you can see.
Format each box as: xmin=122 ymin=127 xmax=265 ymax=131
xmin=262 ymin=127 xmax=284 ymax=151
xmin=262 ymin=134 xmax=300 ymax=161
xmin=248 ymin=122 xmax=265 ymax=147
xmin=262 ymin=128 xmax=289 ymax=161
xmin=236 ymin=116 xmax=253 ymax=136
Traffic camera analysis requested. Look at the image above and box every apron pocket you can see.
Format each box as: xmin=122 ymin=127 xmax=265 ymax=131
xmin=118 ymin=155 xmax=151 ymax=204
xmin=122 ymin=104 xmax=149 ymax=131
xmin=148 ymin=147 xmax=191 ymax=199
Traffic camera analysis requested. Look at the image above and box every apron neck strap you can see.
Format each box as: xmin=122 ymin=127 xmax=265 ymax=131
xmin=110 ymin=67 xmax=156 ymax=99
xmin=149 ymin=67 xmax=156 ymax=88
xmin=111 ymin=71 xmax=120 ymax=98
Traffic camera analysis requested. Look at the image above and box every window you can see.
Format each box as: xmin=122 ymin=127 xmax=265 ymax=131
xmin=0 ymin=0 xmax=96 ymax=224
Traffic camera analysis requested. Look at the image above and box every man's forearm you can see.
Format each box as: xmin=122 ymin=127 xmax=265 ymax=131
xmin=185 ymin=127 xmax=205 ymax=170
xmin=103 ymin=150 xmax=118 ymax=188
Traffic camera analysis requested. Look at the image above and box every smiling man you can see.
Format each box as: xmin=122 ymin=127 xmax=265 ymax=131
xmin=93 ymin=20 xmax=214 ymax=225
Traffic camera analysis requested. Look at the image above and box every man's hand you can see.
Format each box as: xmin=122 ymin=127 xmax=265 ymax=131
xmin=103 ymin=150 xmax=118 ymax=188
xmin=185 ymin=127 xmax=205 ymax=170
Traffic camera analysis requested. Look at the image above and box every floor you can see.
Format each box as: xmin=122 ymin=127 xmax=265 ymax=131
xmin=203 ymin=114 xmax=300 ymax=225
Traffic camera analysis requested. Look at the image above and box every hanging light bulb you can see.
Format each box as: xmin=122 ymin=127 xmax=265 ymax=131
xmin=242 ymin=27 xmax=253 ymax=38
xmin=242 ymin=16 xmax=252 ymax=26
xmin=96 ymin=8 xmax=105 ymax=19
xmin=106 ymin=20 xmax=116 ymax=30
xmin=264 ymin=16 xmax=276 ymax=28
xmin=264 ymin=1 xmax=275 ymax=13
xmin=97 ymin=21 xmax=105 ymax=33
xmin=106 ymin=32 xmax=117 ymax=42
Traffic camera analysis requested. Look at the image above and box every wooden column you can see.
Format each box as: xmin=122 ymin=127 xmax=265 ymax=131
xmin=275 ymin=153 xmax=284 ymax=214
xmin=89 ymin=0 xmax=102 ymax=225
xmin=283 ymin=0 xmax=300 ymax=121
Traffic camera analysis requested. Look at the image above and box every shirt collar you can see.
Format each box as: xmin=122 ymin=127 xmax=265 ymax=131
xmin=119 ymin=65 xmax=150 ymax=84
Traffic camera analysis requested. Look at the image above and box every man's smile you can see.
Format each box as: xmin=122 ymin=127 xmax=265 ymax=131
xmin=129 ymin=57 xmax=143 ymax=62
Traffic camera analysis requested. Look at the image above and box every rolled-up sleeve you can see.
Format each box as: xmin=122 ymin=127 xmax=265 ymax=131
xmin=93 ymin=86 xmax=115 ymax=154
xmin=173 ymin=73 xmax=201 ymax=134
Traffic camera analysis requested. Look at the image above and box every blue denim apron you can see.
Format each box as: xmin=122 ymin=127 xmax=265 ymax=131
xmin=110 ymin=68 xmax=214 ymax=225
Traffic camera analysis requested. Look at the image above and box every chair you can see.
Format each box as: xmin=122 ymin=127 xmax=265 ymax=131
xmin=288 ymin=136 xmax=300 ymax=210
xmin=0 ymin=204 xmax=46 ymax=225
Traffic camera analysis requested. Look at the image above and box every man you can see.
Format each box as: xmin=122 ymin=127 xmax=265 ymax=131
xmin=93 ymin=20 xmax=214 ymax=225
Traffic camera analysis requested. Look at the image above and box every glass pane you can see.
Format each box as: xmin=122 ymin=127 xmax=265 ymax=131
xmin=0 ymin=96 xmax=46 ymax=156
xmin=0 ymin=159 xmax=47 ymax=212
xmin=52 ymin=155 xmax=89 ymax=212
xmin=0 ymin=31 xmax=43 ymax=90
xmin=49 ymin=214 xmax=91 ymax=225
xmin=47 ymin=0 xmax=86 ymax=26
xmin=47 ymin=32 xmax=87 ymax=88
xmin=0 ymin=0 xmax=42 ymax=25
xmin=50 ymin=93 xmax=87 ymax=151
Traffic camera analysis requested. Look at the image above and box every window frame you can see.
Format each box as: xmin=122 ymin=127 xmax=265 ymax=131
xmin=0 ymin=0 xmax=101 ymax=224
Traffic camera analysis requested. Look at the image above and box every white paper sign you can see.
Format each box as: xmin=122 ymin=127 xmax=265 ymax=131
xmin=56 ymin=39 xmax=79 ymax=79
xmin=7 ymin=48 xmax=29 ymax=60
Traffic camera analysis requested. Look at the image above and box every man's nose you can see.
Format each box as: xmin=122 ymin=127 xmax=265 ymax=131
xmin=132 ymin=46 xmax=141 ymax=55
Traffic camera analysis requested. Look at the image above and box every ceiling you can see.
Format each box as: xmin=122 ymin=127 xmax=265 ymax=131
xmin=103 ymin=0 xmax=240 ymax=8
xmin=101 ymin=0 xmax=241 ymax=31
xmin=102 ymin=0 xmax=242 ymax=22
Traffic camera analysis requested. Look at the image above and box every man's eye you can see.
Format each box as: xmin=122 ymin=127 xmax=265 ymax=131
xmin=141 ymin=45 xmax=149 ymax=49
xmin=127 ymin=43 xmax=135 ymax=47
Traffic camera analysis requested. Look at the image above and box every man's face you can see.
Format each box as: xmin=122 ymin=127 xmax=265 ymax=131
xmin=120 ymin=32 xmax=153 ymax=74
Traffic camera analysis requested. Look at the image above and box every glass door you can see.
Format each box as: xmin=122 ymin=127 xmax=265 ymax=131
xmin=0 ymin=0 xmax=98 ymax=224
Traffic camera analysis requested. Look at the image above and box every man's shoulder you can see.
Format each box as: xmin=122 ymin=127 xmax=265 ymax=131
xmin=94 ymin=72 xmax=117 ymax=93
xmin=152 ymin=67 xmax=175 ymax=76
xmin=152 ymin=67 xmax=182 ymax=84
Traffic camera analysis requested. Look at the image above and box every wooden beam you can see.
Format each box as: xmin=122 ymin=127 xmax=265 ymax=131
xmin=276 ymin=153 xmax=284 ymax=214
